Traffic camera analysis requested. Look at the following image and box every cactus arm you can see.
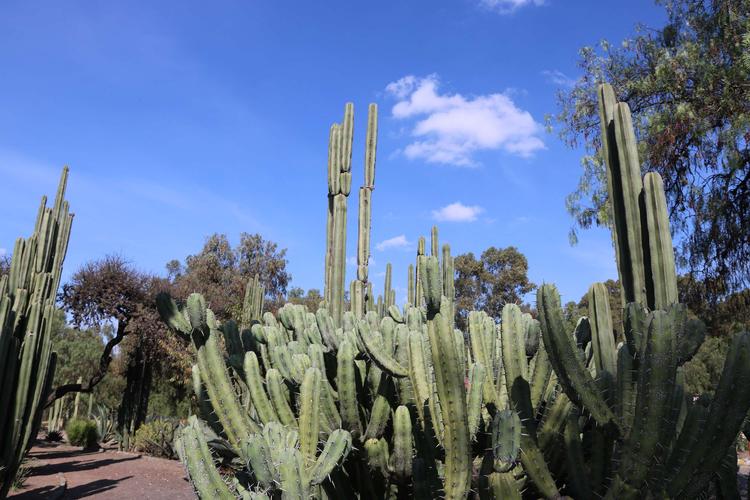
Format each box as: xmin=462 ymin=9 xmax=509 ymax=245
xmin=642 ymin=172 xmax=678 ymax=309
xmin=197 ymin=330 xmax=260 ymax=447
xmin=241 ymin=434 xmax=275 ymax=488
xmin=538 ymin=392 xmax=573 ymax=452
xmin=156 ymin=293 xmax=192 ymax=336
xmin=364 ymin=371 xmax=393 ymax=440
xmin=537 ymin=284 xmax=619 ymax=431
xmin=315 ymin=307 xmax=340 ymax=350
xmin=466 ymin=362 xmax=485 ymax=441
xmin=265 ymin=368 xmax=297 ymax=428
xmin=309 ymin=429 xmax=353 ymax=485
xmin=243 ymin=351 xmax=278 ymax=425
xmin=613 ymin=310 xmax=677 ymax=494
xmin=364 ymin=437 xmax=390 ymax=474
xmin=298 ymin=367 xmax=322 ymax=462
xmin=588 ymin=283 xmax=617 ymax=378
xmin=529 ymin=337 xmax=552 ymax=414
xmin=714 ymin=447 xmax=741 ymax=500
xmin=426 ymin=303 xmax=471 ymax=498
xmin=501 ymin=303 xmax=530 ymax=397
xmin=469 ymin=311 xmax=498 ymax=405
xmin=389 ymin=405 xmax=413 ymax=481
xmin=507 ymin=374 xmax=560 ymax=499
xmin=668 ymin=331 xmax=750 ymax=497
xmin=178 ymin=417 xmax=235 ymax=500
xmin=356 ymin=321 xmax=408 ymax=377
xmin=278 ymin=449 xmax=310 ymax=500
xmin=336 ymin=339 xmax=364 ymax=438
xmin=615 ymin=343 xmax=636 ymax=436
xmin=491 ymin=409 xmax=521 ymax=473
xmin=563 ymin=410 xmax=592 ymax=500
xmin=611 ymin=99 xmax=648 ymax=306
xmin=488 ymin=472 xmax=522 ymax=500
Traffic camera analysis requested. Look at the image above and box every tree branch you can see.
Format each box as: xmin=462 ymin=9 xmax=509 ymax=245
xmin=44 ymin=321 xmax=128 ymax=408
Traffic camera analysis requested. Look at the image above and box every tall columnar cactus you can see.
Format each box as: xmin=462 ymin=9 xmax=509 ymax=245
xmin=324 ymin=104 xmax=354 ymax=326
xmin=352 ymin=104 xmax=378 ymax=319
xmin=160 ymin=89 xmax=750 ymax=499
xmin=532 ymin=85 xmax=750 ymax=499
xmin=0 ymin=168 xmax=72 ymax=497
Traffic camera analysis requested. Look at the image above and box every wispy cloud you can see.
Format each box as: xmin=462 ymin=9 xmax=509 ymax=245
xmin=376 ymin=235 xmax=411 ymax=251
xmin=432 ymin=202 xmax=484 ymax=222
xmin=385 ymin=74 xmax=544 ymax=166
xmin=542 ymin=69 xmax=576 ymax=88
xmin=479 ymin=0 xmax=545 ymax=14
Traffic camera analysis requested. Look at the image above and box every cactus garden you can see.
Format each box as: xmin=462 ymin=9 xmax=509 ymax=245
xmin=2 ymin=1 xmax=750 ymax=499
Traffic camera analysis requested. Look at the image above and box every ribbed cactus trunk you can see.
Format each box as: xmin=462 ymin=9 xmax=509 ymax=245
xmin=325 ymin=104 xmax=354 ymax=327
xmin=598 ymin=84 xmax=678 ymax=310
xmin=0 ymin=167 xmax=72 ymax=497
xmin=352 ymin=104 xmax=378 ymax=319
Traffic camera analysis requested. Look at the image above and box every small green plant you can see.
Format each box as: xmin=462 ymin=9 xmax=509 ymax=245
xmin=10 ymin=458 xmax=32 ymax=492
xmin=65 ymin=419 xmax=99 ymax=449
xmin=133 ymin=420 xmax=177 ymax=459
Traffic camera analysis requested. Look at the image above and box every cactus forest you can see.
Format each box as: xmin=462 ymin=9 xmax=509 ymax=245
xmin=114 ymin=83 xmax=742 ymax=499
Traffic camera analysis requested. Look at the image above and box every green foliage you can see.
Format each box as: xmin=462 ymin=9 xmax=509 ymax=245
xmin=454 ymin=246 xmax=535 ymax=330
xmin=169 ymin=232 xmax=291 ymax=320
xmin=147 ymin=377 xmax=191 ymax=419
xmin=555 ymin=0 xmax=750 ymax=296
xmin=682 ymin=336 xmax=730 ymax=396
xmin=65 ymin=419 xmax=99 ymax=449
xmin=133 ymin=420 xmax=177 ymax=459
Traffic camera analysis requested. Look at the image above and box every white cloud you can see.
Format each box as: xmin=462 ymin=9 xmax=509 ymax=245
xmin=0 ymin=248 xmax=6 ymax=257
xmin=376 ymin=235 xmax=411 ymax=251
xmin=385 ymin=75 xmax=544 ymax=166
xmin=432 ymin=202 xmax=484 ymax=222
xmin=480 ymin=0 xmax=545 ymax=14
xmin=542 ymin=70 xmax=576 ymax=88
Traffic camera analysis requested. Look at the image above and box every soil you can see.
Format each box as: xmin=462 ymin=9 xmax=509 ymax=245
xmin=9 ymin=442 xmax=750 ymax=498
xmin=9 ymin=442 xmax=195 ymax=499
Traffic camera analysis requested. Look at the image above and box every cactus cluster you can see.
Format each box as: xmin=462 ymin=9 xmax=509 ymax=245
xmin=159 ymin=90 xmax=750 ymax=499
xmin=0 ymin=168 xmax=72 ymax=496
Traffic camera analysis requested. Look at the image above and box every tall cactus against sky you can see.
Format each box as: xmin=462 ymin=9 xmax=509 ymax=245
xmin=325 ymin=104 xmax=353 ymax=326
xmin=0 ymin=168 xmax=72 ymax=497
xmin=352 ymin=104 xmax=378 ymax=319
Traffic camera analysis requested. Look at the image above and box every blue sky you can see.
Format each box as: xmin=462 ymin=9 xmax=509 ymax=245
xmin=0 ymin=0 xmax=665 ymax=307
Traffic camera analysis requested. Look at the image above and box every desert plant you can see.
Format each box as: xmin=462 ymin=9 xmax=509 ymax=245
xmin=93 ymin=404 xmax=117 ymax=444
xmin=158 ymin=92 xmax=750 ymax=499
xmin=133 ymin=419 xmax=178 ymax=459
xmin=10 ymin=458 xmax=32 ymax=492
xmin=65 ymin=419 xmax=99 ymax=449
xmin=45 ymin=430 xmax=63 ymax=442
xmin=0 ymin=168 xmax=72 ymax=497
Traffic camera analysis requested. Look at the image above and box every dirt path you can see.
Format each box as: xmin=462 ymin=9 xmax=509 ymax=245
xmin=9 ymin=443 xmax=195 ymax=499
